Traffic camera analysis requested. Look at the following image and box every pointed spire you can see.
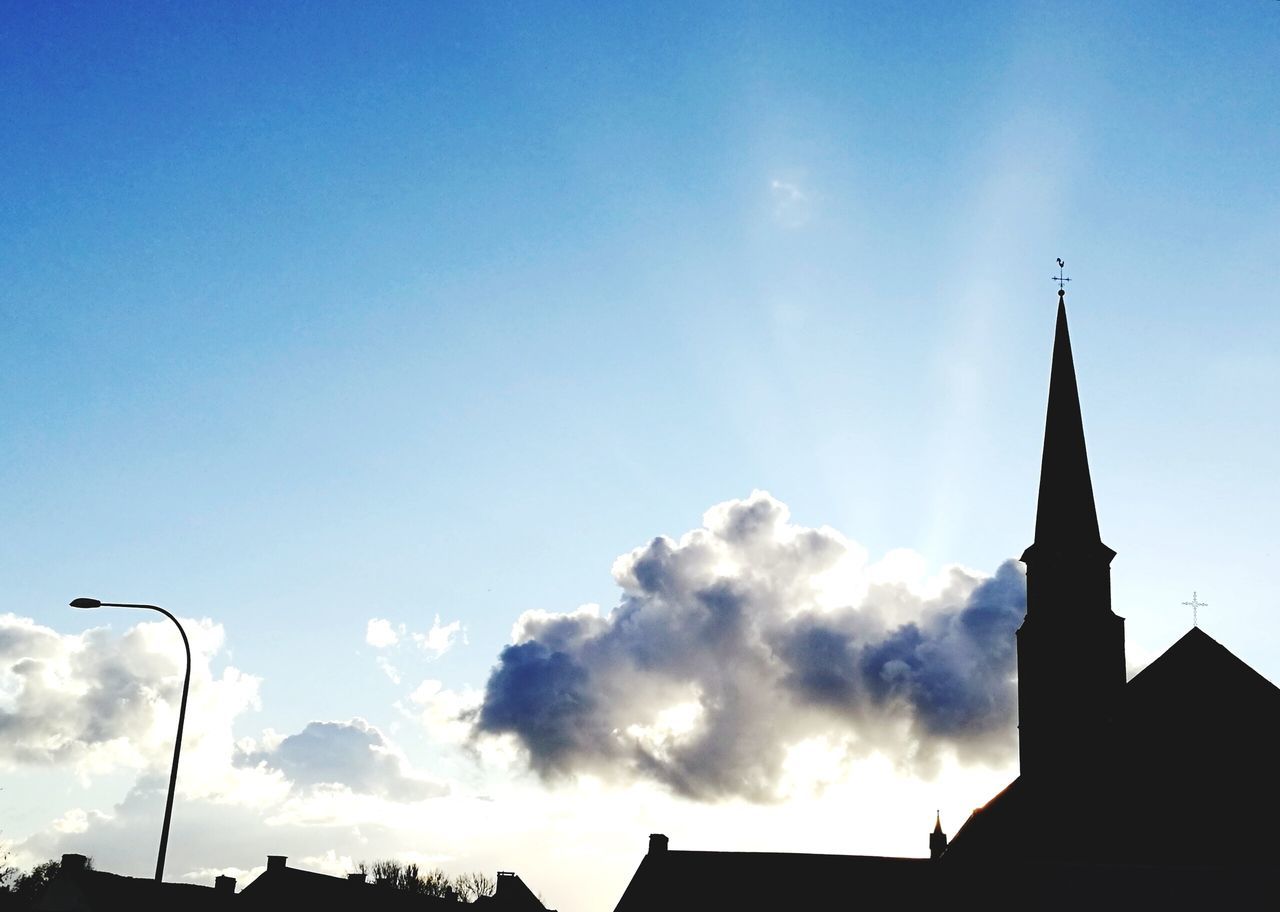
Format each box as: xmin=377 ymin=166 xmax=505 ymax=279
xmin=1029 ymin=289 xmax=1104 ymax=552
xmin=929 ymin=811 xmax=948 ymax=859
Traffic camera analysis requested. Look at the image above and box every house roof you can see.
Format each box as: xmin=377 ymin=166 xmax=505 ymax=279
xmin=35 ymin=867 xmax=225 ymax=912
xmin=611 ymin=848 xmax=933 ymax=912
xmin=474 ymin=872 xmax=552 ymax=912
xmin=238 ymin=859 xmax=552 ymax=911
xmin=239 ymin=863 xmax=458 ymax=910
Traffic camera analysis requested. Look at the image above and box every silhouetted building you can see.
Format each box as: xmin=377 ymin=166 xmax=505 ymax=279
xmin=32 ymin=852 xmax=554 ymax=912
xmin=237 ymin=854 xmax=459 ymax=911
xmin=238 ymin=856 xmax=554 ymax=911
xmin=473 ymin=872 xmax=554 ymax=912
xmin=612 ymin=835 xmax=935 ymax=911
xmin=612 ymin=288 xmax=1280 ymax=909
xmin=943 ymin=291 xmax=1280 ymax=868
xmin=33 ymin=853 xmax=226 ymax=912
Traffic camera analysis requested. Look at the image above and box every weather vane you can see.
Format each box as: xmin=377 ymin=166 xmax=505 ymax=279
xmin=1053 ymin=258 xmax=1071 ymax=291
xmin=1182 ymin=591 xmax=1207 ymax=628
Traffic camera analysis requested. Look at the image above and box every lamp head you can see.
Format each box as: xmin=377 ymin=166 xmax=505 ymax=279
xmin=70 ymin=598 xmax=102 ymax=609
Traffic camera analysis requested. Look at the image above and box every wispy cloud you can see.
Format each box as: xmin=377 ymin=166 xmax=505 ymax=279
xmin=376 ymin=656 xmax=403 ymax=684
xmin=412 ymin=615 xmax=465 ymax=659
xmin=770 ymin=177 xmax=813 ymax=228
xmin=366 ymin=615 xmax=464 ymax=660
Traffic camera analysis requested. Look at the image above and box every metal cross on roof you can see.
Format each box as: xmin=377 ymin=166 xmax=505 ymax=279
xmin=1182 ymin=591 xmax=1208 ymax=627
xmin=1052 ymin=258 xmax=1071 ymax=290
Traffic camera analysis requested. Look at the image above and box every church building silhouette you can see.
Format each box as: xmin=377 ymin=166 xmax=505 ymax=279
xmin=613 ymin=287 xmax=1280 ymax=910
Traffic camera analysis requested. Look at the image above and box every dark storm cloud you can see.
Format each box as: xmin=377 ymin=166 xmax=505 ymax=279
xmin=235 ymin=719 xmax=447 ymax=801
xmin=471 ymin=492 xmax=1026 ymax=801
xmin=776 ymin=562 xmax=1024 ymax=741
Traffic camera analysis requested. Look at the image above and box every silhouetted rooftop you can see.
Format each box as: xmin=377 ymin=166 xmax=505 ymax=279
xmin=1127 ymin=626 xmax=1280 ymax=702
xmin=612 ymin=847 xmax=930 ymax=912
xmin=35 ymin=861 xmax=224 ymax=912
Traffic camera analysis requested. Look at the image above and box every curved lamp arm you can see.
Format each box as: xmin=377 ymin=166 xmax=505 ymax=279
xmin=71 ymin=598 xmax=191 ymax=883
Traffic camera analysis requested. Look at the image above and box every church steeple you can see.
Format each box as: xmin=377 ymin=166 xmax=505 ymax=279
xmin=1016 ymin=282 xmax=1126 ymax=782
xmin=1030 ymin=289 xmax=1103 ymax=551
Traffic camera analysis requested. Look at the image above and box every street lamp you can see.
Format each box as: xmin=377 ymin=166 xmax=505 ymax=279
xmin=70 ymin=598 xmax=191 ymax=884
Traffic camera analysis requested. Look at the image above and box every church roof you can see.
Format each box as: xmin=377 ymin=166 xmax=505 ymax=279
xmin=935 ymin=776 xmax=1025 ymax=862
xmin=1121 ymin=625 xmax=1280 ymax=732
xmin=1127 ymin=626 xmax=1280 ymax=697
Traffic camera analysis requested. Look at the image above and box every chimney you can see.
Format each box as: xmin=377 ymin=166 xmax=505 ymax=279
xmin=215 ymin=875 xmax=236 ymax=894
xmin=348 ymin=873 xmax=367 ymax=883
xmin=61 ymin=854 xmax=88 ymax=874
xmin=266 ymin=855 xmax=287 ymax=871
xmin=648 ymin=834 xmax=668 ymax=854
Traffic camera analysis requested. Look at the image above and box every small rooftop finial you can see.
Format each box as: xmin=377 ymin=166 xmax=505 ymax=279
xmin=929 ymin=811 xmax=948 ymax=859
xmin=1053 ymin=258 xmax=1071 ymax=297
xmin=1182 ymin=591 xmax=1208 ymax=628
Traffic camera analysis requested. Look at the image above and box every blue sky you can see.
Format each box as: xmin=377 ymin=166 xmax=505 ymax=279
xmin=3 ymin=3 xmax=1279 ymax=910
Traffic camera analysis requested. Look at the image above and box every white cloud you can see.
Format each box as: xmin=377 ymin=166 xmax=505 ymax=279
xmin=365 ymin=619 xmax=400 ymax=649
xmin=298 ymin=849 xmax=357 ymax=877
xmin=50 ymin=808 xmax=92 ymax=835
xmin=411 ymin=615 xmax=464 ymax=659
xmin=403 ymin=679 xmax=481 ymax=746
xmin=376 ymin=657 xmax=402 ymax=685
xmin=366 ymin=615 xmax=464 ymax=663
xmin=180 ymin=863 xmax=266 ymax=886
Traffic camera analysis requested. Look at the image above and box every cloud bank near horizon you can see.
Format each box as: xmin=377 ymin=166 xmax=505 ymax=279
xmin=472 ymin=491 xmax=1026 ymax=801
xmin=0 ymin=612 xmax=452 ymax=876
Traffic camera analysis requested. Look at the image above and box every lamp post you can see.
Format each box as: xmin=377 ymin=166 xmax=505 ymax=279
xmin=70 ymin=598 xmax=190 ymax=883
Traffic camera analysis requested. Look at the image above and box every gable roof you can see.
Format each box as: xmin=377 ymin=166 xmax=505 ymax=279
xmin=474 ymin=872 xmax=552 ymax=911
xmin=1126 ymin=626 xmax=1280 ymax=707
